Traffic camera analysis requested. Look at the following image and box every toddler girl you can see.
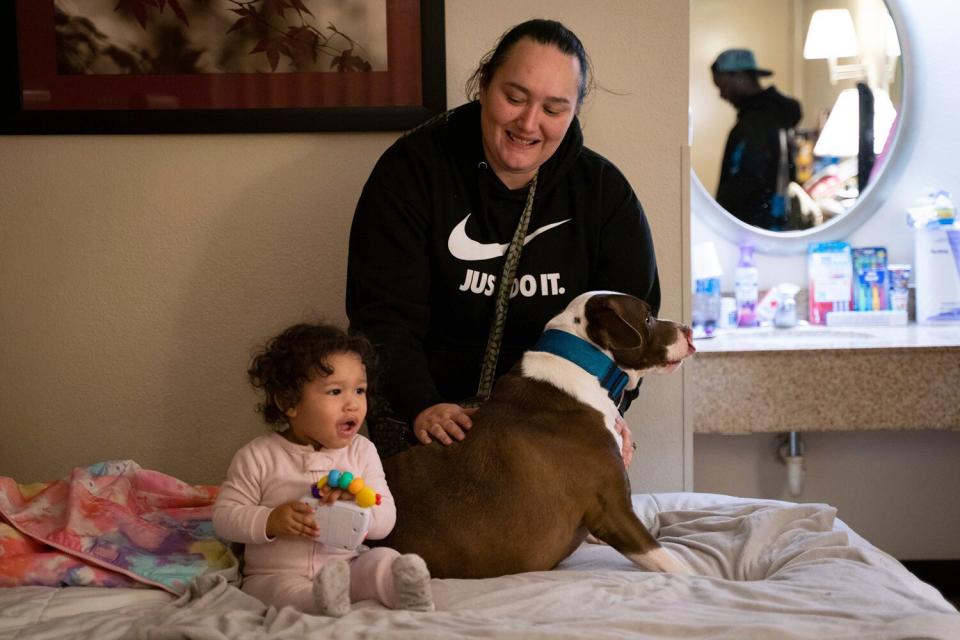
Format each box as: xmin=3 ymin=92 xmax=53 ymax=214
xmin=213 ymin=323 xmax=434 ymax=616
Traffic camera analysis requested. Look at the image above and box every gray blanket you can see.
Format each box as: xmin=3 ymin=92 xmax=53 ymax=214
xmin=3 ymin=495 xmax=958 ymax=640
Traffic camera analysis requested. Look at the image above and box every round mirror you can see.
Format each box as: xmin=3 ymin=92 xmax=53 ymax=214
xmin=690 ymin=0 xmax=907 ymax=254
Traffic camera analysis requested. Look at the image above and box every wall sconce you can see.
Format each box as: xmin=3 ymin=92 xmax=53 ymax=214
xmin=803 ymin=9 xmax=866 ymax=84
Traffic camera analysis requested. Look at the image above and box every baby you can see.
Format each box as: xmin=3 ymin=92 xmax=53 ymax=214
xmin=213 ymin=323 xmax=433 ymax=616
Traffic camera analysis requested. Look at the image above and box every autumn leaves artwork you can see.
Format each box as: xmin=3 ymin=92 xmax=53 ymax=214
xmin=54 ymin=0 xmax=388 ymax=75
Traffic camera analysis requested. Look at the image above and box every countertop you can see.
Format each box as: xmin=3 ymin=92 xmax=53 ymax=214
xmin=694 ymin=323 xmax=960 ymax=353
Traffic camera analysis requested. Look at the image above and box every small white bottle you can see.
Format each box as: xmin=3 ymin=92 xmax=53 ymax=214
xmin=888 ymin=264 xmax=911 ymax=312
xmin=735 ymin=245 xmax=759 ymax=327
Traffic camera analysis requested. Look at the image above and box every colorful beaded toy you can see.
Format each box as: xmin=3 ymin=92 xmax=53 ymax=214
xmin=311 ymin=469 xmax=382 ymax=508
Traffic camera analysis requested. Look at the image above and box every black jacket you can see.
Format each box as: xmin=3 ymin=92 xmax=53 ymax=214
xmin=716 ymin=86 xmax=802 ymax=229
xmin=346 ymin=101 xmax=660 ymax=423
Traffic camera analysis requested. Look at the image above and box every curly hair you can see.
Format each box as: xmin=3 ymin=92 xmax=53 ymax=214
xmin=247 ymin=323 xmax=379 ymax=427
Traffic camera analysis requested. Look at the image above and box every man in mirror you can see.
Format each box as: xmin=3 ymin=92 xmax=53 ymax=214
xmin=711 ymin=48 xmax=801 ymax=230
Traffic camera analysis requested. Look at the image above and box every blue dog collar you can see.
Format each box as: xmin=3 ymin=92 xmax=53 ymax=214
xmin=530 ymin=329 xmax=630 ymax=405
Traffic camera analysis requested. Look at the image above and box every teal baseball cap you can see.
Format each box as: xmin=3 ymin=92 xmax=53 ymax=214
xmin=711 ymin=48 xmax=773 ymax=76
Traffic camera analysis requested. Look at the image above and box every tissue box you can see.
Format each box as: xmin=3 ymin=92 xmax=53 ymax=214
xmin=826 ymin=310 xmax=907 ymax=326
xmin=914 ymin=227 xmax=960 ymax=323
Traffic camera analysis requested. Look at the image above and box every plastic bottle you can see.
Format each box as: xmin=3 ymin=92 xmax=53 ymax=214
xmin=774 ymin=289 xmax=798 ymax=328
xmin=794 ymin=134 xmax=814 ymax=184
xmin=888 ymin=264 xmax=911 ymax=312
xmin=720 ymin=296 xmax=737 ymax=329
xmin=692 ymin=277 xmax=722 ymax=337
xmin=735 ymin=245 xmax=759 ymax=327
xmin=933 ymin=190 xmax=955 ymax=226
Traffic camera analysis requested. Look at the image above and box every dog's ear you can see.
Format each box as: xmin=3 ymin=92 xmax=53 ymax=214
xmin=585 ymin=294 xmax=648 ymax=351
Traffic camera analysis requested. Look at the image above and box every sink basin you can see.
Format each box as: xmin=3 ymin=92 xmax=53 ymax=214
xmin=740 ymin=329 xmax=875 ymax=339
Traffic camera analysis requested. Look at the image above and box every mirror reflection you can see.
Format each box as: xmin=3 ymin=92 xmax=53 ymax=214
xmin=690 ymin=0 xmax=902 ymax=233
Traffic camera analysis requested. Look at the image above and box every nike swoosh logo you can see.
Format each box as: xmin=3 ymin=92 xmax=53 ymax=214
xmin=447 ymin=214 xmax=571 ymax=262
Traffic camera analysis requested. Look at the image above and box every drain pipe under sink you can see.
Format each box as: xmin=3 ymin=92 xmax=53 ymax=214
xmin=777 ymin=432 xmax=805 ymax=498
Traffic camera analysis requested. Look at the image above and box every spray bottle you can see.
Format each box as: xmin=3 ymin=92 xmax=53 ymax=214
xmin=735 ymin=245 xmax=759 ymax=327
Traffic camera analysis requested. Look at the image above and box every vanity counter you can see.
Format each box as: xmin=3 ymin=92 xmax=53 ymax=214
xmin=695 ymin=324 xmax=960 ymax=353
xmin=689 ymin=324 xmax=960 ymax=434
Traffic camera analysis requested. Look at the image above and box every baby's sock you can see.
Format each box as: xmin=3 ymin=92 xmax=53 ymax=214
xmin=313 ymin=559 xmax=351 ymax=617
xmin=391 ymin=553 xmax=434 ymax=611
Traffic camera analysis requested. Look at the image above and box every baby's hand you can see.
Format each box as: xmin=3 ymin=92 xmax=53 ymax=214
xmin=316 ymin=484 xmax=355 ymax=505
xmin=266 ymin=501 xmax=319 ymax=539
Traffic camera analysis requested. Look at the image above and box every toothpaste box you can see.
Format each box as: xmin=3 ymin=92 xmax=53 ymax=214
xmin=808 ymin=241 xmax=853 ymax=325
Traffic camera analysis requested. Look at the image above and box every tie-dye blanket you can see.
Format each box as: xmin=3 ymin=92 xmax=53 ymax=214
xmin=0 ymin=460 xmax=236 ymax=595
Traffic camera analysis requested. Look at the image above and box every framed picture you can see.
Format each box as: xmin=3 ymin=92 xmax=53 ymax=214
xmin=1 ymin=0 xmax=445 ymax=134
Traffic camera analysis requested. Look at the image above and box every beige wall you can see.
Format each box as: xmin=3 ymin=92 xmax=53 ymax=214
xmin=0 ymin=1 xmax=690 ymax=489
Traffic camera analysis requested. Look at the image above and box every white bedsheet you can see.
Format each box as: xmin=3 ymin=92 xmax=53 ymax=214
xmin=1 ymin=493 xmax=957 ymax=640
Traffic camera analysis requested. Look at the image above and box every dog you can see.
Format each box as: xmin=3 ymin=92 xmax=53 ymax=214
xmin=377 ymin=291 xmax=696 ymax=579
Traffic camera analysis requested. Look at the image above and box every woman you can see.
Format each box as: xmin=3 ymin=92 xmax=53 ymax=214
xmin=346 ymin=19 xmax=660 ymax=461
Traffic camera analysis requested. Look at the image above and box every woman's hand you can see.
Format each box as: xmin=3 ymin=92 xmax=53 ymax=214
xmin=266 ymin=501 xmax=319 ymax=539
xmin=414 ymin=403 xmax=477 ymax=445
xmin=615 ymin=414 xmax=635 ymax=468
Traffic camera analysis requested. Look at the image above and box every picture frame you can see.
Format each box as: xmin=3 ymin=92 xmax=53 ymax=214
xmin=1 ymin=0 xmax=445 ymax=134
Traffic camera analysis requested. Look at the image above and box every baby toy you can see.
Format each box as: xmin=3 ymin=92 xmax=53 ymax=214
xmin=313 ymin=469 xmax=382 ymax=508
xmin=301 ymin=470 xmax=381 ymax=550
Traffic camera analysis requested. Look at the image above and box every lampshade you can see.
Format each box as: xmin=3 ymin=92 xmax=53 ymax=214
xmin=692 ymin=242 xmax=723 ymax=281
xmin=803 ymin=9 xmax=860 ymax=59
xmin=813 ymin=88 xmax=898 ymax=157
xmin=885 ymin=13 xmax=901 ymax=57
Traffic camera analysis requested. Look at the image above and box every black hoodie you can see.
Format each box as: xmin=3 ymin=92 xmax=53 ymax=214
xmin=346 ymin=101 xmax=660 ymax=423
xmin=716 ymin=85 xmax=802 ymax=229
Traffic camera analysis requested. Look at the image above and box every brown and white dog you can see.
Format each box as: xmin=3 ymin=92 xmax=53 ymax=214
xmin=378 ymin=291 xmax=696 ymax=579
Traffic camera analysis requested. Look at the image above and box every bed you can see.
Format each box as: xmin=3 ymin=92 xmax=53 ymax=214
xmin=2 ymin=484 xmax=958 ymax=640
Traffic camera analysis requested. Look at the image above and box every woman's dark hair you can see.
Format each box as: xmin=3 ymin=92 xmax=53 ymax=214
xmin=465 ymin=19 xmax=593 ymax=107
xmin=247 ymin=323 xmax=379 ymax=427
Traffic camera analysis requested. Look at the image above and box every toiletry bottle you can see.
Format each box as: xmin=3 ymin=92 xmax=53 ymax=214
xmin=720 ymin=296 xmax=737 ymax=329
xmin=735 ymin=245 xmax=759 ymax=327
xmin=774 ymin=289 xmax=798 ymax=328
xmin=933 ymin=190 xmax=955 ymax=226
xmin=888 ymin=264 xmax=911 ymax=312
xmin=705 ymin=277 xmax=722 ymax=334
xmin=693 ymin=277 xmax=722 ymax=337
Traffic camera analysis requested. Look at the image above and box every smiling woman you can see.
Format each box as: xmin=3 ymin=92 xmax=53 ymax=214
xmin=476 ymin=39 xmax=581 ymax=190
xmin=345 ymin=18 xmax=661 ymax=459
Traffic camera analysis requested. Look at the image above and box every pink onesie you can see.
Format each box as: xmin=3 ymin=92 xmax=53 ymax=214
xmin=213 ymin=432 xmax=402 ymax=612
